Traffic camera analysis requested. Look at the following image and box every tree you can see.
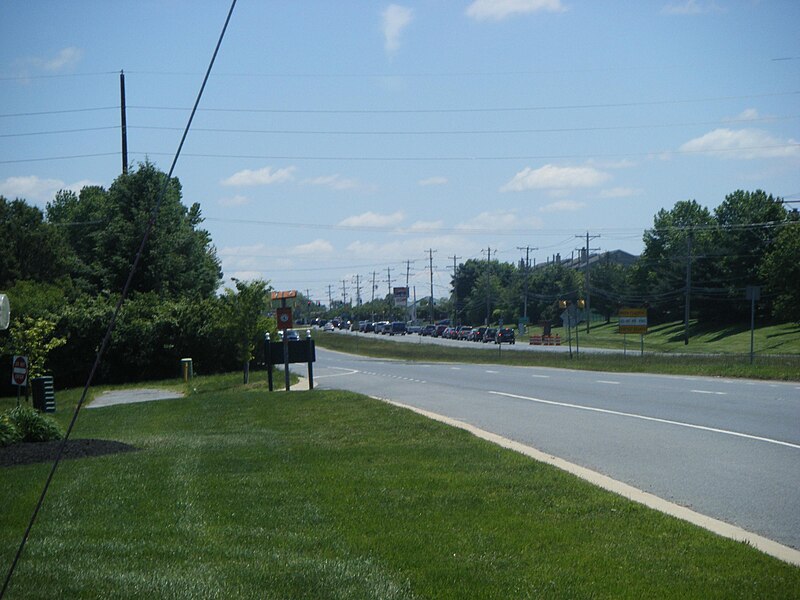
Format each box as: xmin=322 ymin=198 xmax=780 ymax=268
xmin=760 ymin=223 xmax=800 ymax=323
xmin=713 ymin=190 xmax=789 ymax=319
xmin=45 ymin=161 xmax=222 ymax=298
xmin=0 ymin=316 xmax=66 ymax=379
xmin=0 ymin=196 xmax=74 ymax=288
xmin=221 ymin=279 xmax=272 ymax=383
xmin=630 ymin=200 xmax=716 ymax=323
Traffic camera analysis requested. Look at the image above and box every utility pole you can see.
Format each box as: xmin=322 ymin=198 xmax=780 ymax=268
xmin=119 ymin=70 xmax=128 ymax=174
xmin=405 ymin=260 xmax=413 ymax=323
xmin=327 ymin=285 xmax=334 ymax=308
xmin=449 ymin=255 xmax=461 ymax=325
xmin=341 ymin=280 xmax=348 ymax=306
xmin=370 ymin=271 xmax=378 ymax=321
xmin=517 ymin=245 xmax=538 ymax=321
xmin=483 ymin=247 xmax=492 ymax=325
xmin=684 ymin=229 xmax=693 ymax=345
xmin=353 ymin=274 xmax=362 ymax=306
xmin=576 ymin=232 xmax=600 ymax=333
xmin=427 ymin=249 xmax=436 ymax=323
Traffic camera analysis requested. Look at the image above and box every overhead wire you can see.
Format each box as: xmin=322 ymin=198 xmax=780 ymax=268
xmin=0 ymin=1 xmax=239 ymax=596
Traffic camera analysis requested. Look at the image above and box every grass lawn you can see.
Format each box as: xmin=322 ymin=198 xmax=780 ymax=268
xmin=1 ymin=374 xmax=798 ymax=598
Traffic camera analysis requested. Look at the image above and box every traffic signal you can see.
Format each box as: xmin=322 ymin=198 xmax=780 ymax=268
xmin=577 ymin=298 xmax=585 ymax=309
xmin=558 ymin=300 xmax=567 ymax=308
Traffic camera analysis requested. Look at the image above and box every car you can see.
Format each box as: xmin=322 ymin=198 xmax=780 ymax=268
xmin=407 ymin=324 xmax=422 ymax=334
xmin=496 ymin=327 xmax=516 ymax=344
xmin=323 ymin=322 xmax=334 ymax=332
xmin=434 ymin=324 xmax=448 ymax=337
xmin=389 ymin=321 xmax=407 ymax=335
xmin=469 ymin=326 xmax=487 ymax=342
xmin=457 ymin=325 xmax=472 ymax=340
xmin=280 ymin=329 xmax=301 ymax=341
xmin=421 ymin=324 xmax=437 ymax=336
xmin=482 ymin=328 xmax=497 ymax=343
xmin=376 ymin=321 xmax=390 ymax=334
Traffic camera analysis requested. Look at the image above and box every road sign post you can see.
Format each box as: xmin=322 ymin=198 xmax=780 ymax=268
xmin=11 ymin=355 xmax=28 ymax=406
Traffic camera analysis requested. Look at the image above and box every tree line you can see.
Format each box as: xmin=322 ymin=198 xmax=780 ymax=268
xmin=1 ymin=162 xmax=274 ymax=389
xmin=325 ymin=191 xmax=799 ymax=329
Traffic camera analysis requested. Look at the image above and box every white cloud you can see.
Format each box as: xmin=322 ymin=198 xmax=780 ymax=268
xmin=661 ymin=1 xmax=723 ymax=15
xmin=679 ymin=128 xmax=800 ymax=159
xmin=338 ymin=211 xmax=405 ymax=228
xmin=292 ymin=239 xmax=334 ymax=255
xmin=382 ymin=5 xmax=414 ymax=53
xmin=457 ymin=209 xmax=543 ymax=231
xmin=43 ymin=47 xmax=84 ymax=71
xmin=219 ymin=194 xmax=250 ymax=207
xmin=0 ymin=175 xmax=97 ymax=205
xmin=304 ymin=174 xmax=362 ymax=190
xmin=500 ymin=164 xmax=611 ymax=192
xmin=221 ymin=166 xmax=295 ymax=186
xmin=418 ymin=176 xmax=448 ymax=186
xmin=466 ymin=0 xmax=566 ymax=21
xmin=539 ymin=200 xmax=586 ymax=213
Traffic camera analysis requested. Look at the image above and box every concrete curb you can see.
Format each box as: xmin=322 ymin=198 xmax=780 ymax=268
xmin=378 ymin=397 xmax=800 ymax=568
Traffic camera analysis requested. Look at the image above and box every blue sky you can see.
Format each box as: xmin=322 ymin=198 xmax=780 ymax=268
xmin=2 ymin=1 xmax=798 ymax=305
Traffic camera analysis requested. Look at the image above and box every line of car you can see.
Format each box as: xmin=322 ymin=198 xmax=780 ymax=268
xmin=321 ymin=318 xmax=516 ymax=344
xmin=420 ymin=324 xmax=516 ymax=344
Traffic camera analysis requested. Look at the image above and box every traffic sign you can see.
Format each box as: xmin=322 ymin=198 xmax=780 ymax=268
xmin=619 ymin=308 xmax=648 ymax=334
xmin=276 ymin=307 xmax=293 ymax=330
xmin=11 ymin=355 xmax=28 ymax=387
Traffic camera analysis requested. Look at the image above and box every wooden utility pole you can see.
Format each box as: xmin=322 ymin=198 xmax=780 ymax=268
xmin=684 ymin=229 xmax=693 ymax=345
xmin=119 ymin=70 xmax=128 ymax=174
xmin=576 ymin=231 xmax=600 ymax=333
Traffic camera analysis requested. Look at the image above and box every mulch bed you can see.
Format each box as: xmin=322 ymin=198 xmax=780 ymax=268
xmin=0 ymin=439 xmax=138 ymax=467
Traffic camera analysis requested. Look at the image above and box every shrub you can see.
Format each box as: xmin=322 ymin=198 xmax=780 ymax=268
xmin=5 ymin=405 xmax=63 ymax=443
xmin=0 ymin=413 xmax=22 ymax=447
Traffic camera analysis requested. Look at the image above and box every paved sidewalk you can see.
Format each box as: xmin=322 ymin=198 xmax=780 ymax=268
xmin=88 ymin=388 xmax=184 ymax=408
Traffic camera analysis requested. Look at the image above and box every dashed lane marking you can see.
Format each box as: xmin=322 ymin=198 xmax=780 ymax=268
xmin=489 ymin=390 xmax=800 ymax=450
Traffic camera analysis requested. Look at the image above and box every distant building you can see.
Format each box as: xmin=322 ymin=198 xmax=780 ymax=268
xmin=535 ymin=249 xmax=639 ymax=270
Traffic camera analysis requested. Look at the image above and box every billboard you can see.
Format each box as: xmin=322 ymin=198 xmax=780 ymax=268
xmin=393 ymin=287 xmax=409 ymax=307
xmin=618 ymin=308 xmax=647 ymax=334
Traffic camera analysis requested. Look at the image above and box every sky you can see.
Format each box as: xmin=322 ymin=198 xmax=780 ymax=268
xmin=2 ymin=1 xmax=799 ymax=306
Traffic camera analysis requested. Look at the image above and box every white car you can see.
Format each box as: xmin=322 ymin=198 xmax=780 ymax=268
xmin=323 ymin=322 xmax=335 ymax=332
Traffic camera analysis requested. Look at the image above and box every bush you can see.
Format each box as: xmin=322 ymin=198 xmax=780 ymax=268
xmin=4 ymin=405 xmax=63 ymax=443
xmin=0 ymin=413 xmax=22 ymax=447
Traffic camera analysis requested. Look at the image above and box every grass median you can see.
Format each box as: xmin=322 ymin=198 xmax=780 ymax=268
xmin=315 ymin=327 xmax=800 ymax=381
xmin=1 ymin=373 xmax=798 ymax=598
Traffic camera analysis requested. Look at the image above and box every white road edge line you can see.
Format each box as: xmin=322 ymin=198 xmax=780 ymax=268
xmin=489 ymin=391 xmax=800 ymax=451
xmin=377 ymin=396 xmax=800 ymax=568
xmin=313 ymin=367 xmax=359 ymax=379
xmin=691 ymin=389 xmax=727 ymax=395
xmin=596 ymin=380 xmax=620 ymax=385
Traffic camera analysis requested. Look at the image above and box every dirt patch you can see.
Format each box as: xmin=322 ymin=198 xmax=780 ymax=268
xmin=0 ymin=439 xmax=138 ymax=468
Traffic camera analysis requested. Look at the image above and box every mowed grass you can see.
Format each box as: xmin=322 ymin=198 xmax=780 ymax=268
xmin=1 ymin=374 xmax=799 ymax=598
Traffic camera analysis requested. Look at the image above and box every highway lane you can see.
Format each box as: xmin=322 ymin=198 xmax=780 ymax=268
xmin=311 ymin=347 xmax=800 ymax=551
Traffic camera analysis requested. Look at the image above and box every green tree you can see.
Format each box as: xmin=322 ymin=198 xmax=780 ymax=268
xmin=713 ymin=190 xmax=789 ymax=319
xmin=0 ymin=196 xmax=74 ymax=288
xmin=630 ymin=200 xmax=716 ymax=323
xmin=0 ymin=316 xmax=66 ymax=379
xmin=46 ymin=162 xmax=222 ymax=298
xmin=222 ymin=279 xmax=272 ymax=383
xmin=760 ymin=223 xmax=800 ymax=323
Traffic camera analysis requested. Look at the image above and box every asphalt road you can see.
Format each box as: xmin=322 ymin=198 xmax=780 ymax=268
xmin=311 ymin=346 xmax=800 ymax=551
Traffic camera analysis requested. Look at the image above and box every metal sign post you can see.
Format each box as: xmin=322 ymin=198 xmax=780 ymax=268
xmin=746 ymin=286 xmax=761 ymax=365
xmin=11 ymin=355 xmax=28 ymax=406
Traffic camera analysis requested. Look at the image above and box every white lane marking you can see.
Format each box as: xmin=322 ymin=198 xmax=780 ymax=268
xmin=691 ymin=390 xmax=727 ymax=396
xmin=531 ymin=375 xmax=550 ymax=379
xmin=597 ymin=380 xmax=620 ymax=385
xmin=489 ymin=391 xmax=800 ymax=450
xmin=485 ymin=370 xmax=499 ymax=374
xmin=451 ymin=367 xmax=462 ymax=370
xmin=315 ymin=367 xmax=359 ymax=379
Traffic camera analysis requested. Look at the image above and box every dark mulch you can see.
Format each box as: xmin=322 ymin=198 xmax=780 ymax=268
xmin=0 ymin=439 xmax=138 ymax=467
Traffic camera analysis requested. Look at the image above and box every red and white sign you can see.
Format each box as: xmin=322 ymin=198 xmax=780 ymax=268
xmin=11 ymin=355 xmax=28 ymax=387
xmin=276 ymin=307 xmax=293 ymax=330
